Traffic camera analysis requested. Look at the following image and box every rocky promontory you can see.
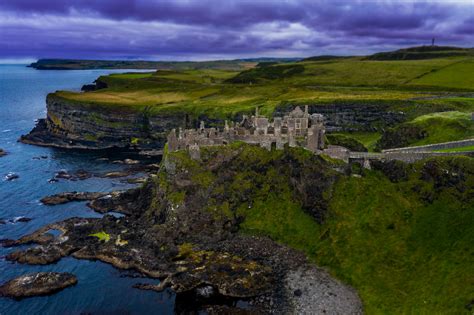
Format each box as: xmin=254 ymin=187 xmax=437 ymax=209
xmin=2 ymin=143 xmax=362 ymax=313
xmin=20 ymin=93 xmax=183 ymax=150
xmin=0 ymin=272 xmax=77 ymax=299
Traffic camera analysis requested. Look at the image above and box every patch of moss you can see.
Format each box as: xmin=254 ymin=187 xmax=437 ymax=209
xmin=89 ymin=231 xmax=111 ymax=242
xmin=84 ymin=134 xmax=98 ymax=141
xmin=48 ymin=112 xmax=63 ymax=128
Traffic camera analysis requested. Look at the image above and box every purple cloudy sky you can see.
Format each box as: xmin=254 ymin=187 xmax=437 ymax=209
xmin=0 ymin=0 xmax=473 ymax=61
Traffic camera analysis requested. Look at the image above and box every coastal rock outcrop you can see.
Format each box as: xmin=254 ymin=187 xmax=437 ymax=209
xmin=20 ymin=93 xmax=187 ymax=150
xmin=4 ymin=144 xmax=361 ymax=312
xmin=0 ymin=272 xmax=77 ymax=299
xmin=0 ymin=148 xmax=6 ymax=157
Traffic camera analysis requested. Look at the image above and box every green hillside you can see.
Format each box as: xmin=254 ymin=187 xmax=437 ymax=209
xmin=408 ymin=59 xmax=474 ymax=89
xmin=321 ymin=157 xmax=474 ymax=314
xmin=55 ymin=55 xmax=474 ymax=115
xmin=377 ymin=111 xmax=474 ymax=149
xmin=167 ymin=144 xmax=474 ymax=314
xmin=52 ymin=47 xmax=474 ymax=147
xmin=29 ymin=58 xmax=260 ymax=71
xmin=366 ymin=45 xmax=474 ymax=61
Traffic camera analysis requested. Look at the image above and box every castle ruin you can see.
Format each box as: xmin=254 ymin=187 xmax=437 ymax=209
xmin=167 ymin=106 xmax=325 ymax=157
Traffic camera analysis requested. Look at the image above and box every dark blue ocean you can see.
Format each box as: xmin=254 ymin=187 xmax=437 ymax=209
xmin=0 ymin=65 xmax=174 ymax=314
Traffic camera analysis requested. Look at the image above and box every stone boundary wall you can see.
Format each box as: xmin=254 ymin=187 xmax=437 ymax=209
xmin=383 ymin=151 xmax=474 ymax=163
xmin=382 ymin=138 xmax=474 ymax=153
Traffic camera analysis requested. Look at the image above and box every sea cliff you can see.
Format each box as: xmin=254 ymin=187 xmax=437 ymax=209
xmin=21 ymin=93 xmax=188 ymax=151
xmin=21 ymin=92 xmax=407 ymax=152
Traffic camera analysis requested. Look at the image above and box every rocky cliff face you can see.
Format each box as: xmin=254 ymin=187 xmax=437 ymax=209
xmin=21 ymin=94 xmax=188 ymax=151
xmin=21 ymin=93 xmax=406 ymax=151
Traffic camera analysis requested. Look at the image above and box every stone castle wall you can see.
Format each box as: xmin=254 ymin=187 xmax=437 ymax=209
xmin=167 ymin=106 xmax=326 ymax=156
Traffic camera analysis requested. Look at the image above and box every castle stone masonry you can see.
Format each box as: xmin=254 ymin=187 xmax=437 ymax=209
xmin=167 ymin=106 xmax=326 ymax=157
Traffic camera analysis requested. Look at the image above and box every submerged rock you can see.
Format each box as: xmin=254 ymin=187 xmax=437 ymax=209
xmin=0 ymin=272 xmax=77 ymax=299
xmin=101 ymin=171 xmax=130 ymax=178
xmin=4 ymin=172 xmax=19 ymax=181
xmin=54 ymin=169 xmax=92 ymax=181
xmin=124 ymin=159 xmax=140 ymax=165
xmin=0 ymin=148 xmax=6 ymax=157
xmin=11 ymin=217 xmax=32 ymax=223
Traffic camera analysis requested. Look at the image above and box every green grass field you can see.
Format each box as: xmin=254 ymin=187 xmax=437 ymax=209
xmin=53 ymin=48 xmax=474 ymax=149
xmin=53 ymin=51 xmax=474 ymax=119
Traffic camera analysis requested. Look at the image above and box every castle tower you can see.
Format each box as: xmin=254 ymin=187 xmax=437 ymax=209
xmin=289 ymin=129 xmax=296 ymax=147
xmin=167 ymin=129 xmax=178 ymax=152
xmin=255 ymin=106 xmax=259 ymax=117
xmin=306 ymin=125 xmax=319 ymax=153
xmin=304 ymin=105 xmax=309 ymax=116
xmin=200 ymin=121 xmax=205 ymax=131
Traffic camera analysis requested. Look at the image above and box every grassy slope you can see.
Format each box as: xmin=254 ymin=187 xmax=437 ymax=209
xmin=54 ymin=56 xmax=474 ymax=117
xmin=53 ymin=53 xmax=474 ymax=148
xmin=30 ymin=58 xmax=258 ymax=71
xmin=377 ymin=111 xmax=474 ymax=149
xmin=217 ymin=147 xmax=474 ymax=313
xmin=408 ymin=59 xmax=474 ymax=89
xmin=411 ymin=111 xmax=474 ymax=144
xmin=168 ymin=144 xmax=474 ymax=313
xmin=322 ymin=164 xmax=474 ymax=314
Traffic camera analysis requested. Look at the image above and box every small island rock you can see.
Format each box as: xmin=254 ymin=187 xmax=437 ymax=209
xmin=0 ymin=272 xmax=77 ymax=299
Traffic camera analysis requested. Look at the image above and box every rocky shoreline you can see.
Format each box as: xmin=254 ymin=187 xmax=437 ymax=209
xmin=1 ymin=144 xmax=364 ymax=313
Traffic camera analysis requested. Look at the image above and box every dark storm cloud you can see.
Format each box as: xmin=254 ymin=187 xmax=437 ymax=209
xmin=0 ymin=0 xmax=306 ymax=28
xmin=0 ymin=0 xmax=472 ymax=60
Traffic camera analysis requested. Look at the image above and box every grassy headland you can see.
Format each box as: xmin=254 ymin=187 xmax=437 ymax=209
xmin=163 ymin=143 xmax=474 ymax=313
xmin=43 ymin=46 xmax=474 ymax=149
xmin=29 ymin=58 xmax=265 ymax=71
